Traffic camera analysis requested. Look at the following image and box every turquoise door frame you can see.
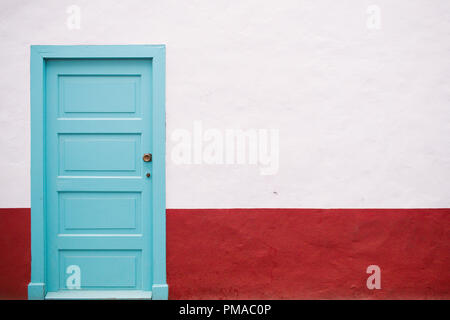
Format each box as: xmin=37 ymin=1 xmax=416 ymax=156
xmin=28 ymin=45 xmax=168 ymax=300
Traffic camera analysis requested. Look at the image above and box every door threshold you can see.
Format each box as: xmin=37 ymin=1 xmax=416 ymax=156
xmin=45 ymin=290 xmax=152 ymax=300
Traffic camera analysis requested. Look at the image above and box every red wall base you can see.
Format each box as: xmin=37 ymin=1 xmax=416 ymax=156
xmin=0 ymin=209 xmax=30 ymax=299
xmin=167 ymin=209 xmax=450 ymax=299
xmin=0 ymin=208 xmax=449 ymax=299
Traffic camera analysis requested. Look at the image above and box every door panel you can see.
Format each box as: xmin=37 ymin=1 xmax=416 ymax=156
xmin=59 ymin=192 xmax=141 ymax=233
xmin=45 ymin=59 xmax=152 ymax=292
xmin=59 ymin=250 xmax=141 ymax=289
xmin=59 ymin=75 xmax=141 ymax=116
xmin=59 ymin=134 xmax=141 ymax=175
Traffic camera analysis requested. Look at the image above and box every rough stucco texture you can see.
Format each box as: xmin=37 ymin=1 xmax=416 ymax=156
xmin=167 ymin=209 xmax=450 ymax=299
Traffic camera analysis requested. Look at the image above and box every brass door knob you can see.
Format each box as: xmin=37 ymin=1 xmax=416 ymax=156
xmin=143 ymin=153 xmax=152 ymax=162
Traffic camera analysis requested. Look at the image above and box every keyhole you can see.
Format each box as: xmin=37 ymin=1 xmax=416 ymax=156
xmin=146 ymin=173 xmax=151 ymax=178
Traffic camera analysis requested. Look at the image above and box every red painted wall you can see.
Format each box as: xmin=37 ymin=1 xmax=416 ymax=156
xmin=0 ymin=208 xmax=449 ymax=299
xmin=0 ymin=209 xmax=30 ymax=299
xmin=167 ymin=209 xmax=450 ymax=299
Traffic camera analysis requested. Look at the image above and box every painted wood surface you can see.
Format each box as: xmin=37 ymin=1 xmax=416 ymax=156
xmin=29 ymin=45 xmax=167 ymax=300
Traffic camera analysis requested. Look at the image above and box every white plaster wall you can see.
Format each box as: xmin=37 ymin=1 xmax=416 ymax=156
xmin=0 ymin=0 xmax=449 ymax=208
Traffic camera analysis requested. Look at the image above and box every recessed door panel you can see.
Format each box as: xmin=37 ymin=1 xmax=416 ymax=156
xmin=59 ymin=134 xmax=140 ymax=176
xmin=59 ymin=75 xmax=141 ymax=117
xmin=59 ymin=192 xmax=141 ymax=233
xmin=59 ymin=250 xmax=141 ymax=289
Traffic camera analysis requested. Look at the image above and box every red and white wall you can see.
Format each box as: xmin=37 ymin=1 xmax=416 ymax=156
xmin=0 ymin=0 xmax=449 ymax=299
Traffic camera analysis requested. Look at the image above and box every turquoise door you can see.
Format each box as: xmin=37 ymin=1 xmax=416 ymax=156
xmin=44 ymin=58 xmax=154 ymax=298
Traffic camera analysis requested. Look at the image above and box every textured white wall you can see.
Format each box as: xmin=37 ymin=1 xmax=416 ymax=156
xmin=0 ymin=0 xmax=449 ymax=208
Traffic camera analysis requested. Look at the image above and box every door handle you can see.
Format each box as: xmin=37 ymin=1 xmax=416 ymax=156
xmin=143 ymin=153 xmax=152 ymax=162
